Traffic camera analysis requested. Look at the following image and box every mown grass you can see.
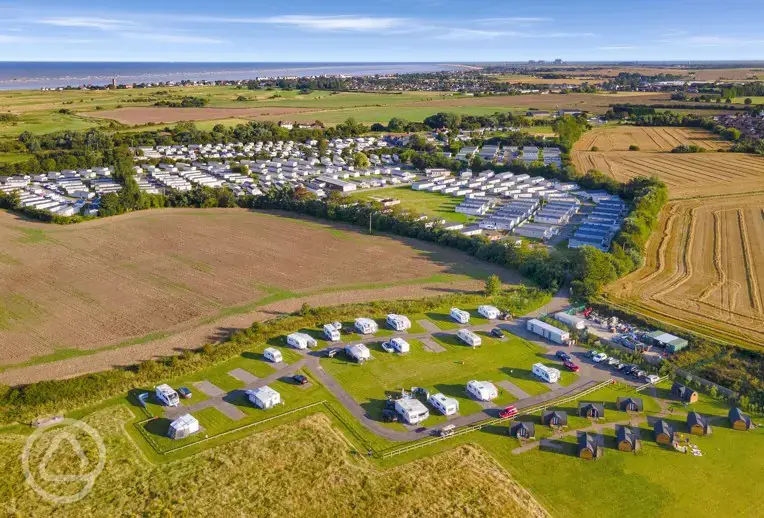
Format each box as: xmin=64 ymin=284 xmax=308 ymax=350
xmin=350 ymin=185 xmax=476 ymax=224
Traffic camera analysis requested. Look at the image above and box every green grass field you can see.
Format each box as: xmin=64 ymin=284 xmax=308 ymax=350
xmin=350 ymin=185 xmax=475 ymax=224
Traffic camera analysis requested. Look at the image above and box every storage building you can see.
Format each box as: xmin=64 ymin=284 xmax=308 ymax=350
xmin=644 ymin=331 xmax=688 ymax=353
xmin=554 ymin=311 xmax=586 ymax=330
xmin=526 ymin=319 xmax=570 ymax=344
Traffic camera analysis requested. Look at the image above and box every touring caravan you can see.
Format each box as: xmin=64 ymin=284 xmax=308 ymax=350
xmin=428 ymin=393 xmax=459 ymax=416
xmin=395 ymin=398 xmax=430 ymax=424
xmin=354 ymin=317 xmax=379 ymax=335
xmin=155 ymin=384 xmax=180 ymax=407
xmin=532 ymin=362 xmax=561 ymax=383
xmin=466 ymin=380 xmax=498 ymax=401
xmin=247 ymin=386 xmax=281 ymax=409
xmin=450 ymin=307 xmax=470 ymax=324
xmin=457 ymin=328 xmax=482 ymax=347
xmin=323 ymin=323 xmax=341 ymax=342
xmin=167 ymin=414 xmax=199 ymax=440
xmin=478 ymin=305 xmax=501 ymax=320
xmin=386 ymin=314 xmax=411 ymax=331
xmin=263 ymin=347 xmax=283 ymax=363
xmin=390 ymin=337 xmax=410 ymax=353
xmin=286 ymin=332 xmax=317 ymax=350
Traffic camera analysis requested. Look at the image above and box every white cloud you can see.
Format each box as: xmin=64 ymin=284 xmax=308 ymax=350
xmin=189 ymin=14 xmax=406 ymax=32
xmin=599 ymin=45 xmax=638 ymax=51
xmin=474 ymin=17 xmax=551 ymax=24
xmin=39 ymin=17 xmax=135 ymax=31
xmin=121 ymin=32 xmax=225 ymax=44
xmin=439 ymin=28 xmax=509 ymax=40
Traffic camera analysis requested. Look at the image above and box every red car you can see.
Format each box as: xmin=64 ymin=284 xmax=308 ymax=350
xmin=563 ymin=360 xmax=580 ymax=372
xmin=499 ymin=405 xmax=518 ymax=418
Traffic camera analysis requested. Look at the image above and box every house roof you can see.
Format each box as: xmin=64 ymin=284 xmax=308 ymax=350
xmin=510 ymin=421 xmax=535 ymax=436
xmin=729 ymin=407 xmax=751 ymax=426
xmin=578 ymin=402 xmax=605 ymax=415
xmin=616 ymin=425 xmax=637 ymax=444
xmin=672 ymin=382 xmax=697 ymax=401
xmin=542 ymin=410 xmax=568 ymax=424
xmin=616 ymin=397 xmax=644 ymax=411
xmin=654 ymin=419 xmax=674 ymax=436
xmin=578 ymin=432 xmax=601 ymax=451
xmin=687 ymin=412 xmax=707 ymax=428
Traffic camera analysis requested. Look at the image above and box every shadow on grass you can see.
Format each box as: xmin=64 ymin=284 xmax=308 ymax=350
xmin=360 ymin=398 xmax=394 ymax=423
xmin=223 ymin=389 xmax=251 ymax=409
xmin=480 ymin=424 xmax=509 ymax=436
xmin=433 ymin=383 xmax=468 ymax=401
xmin=432 ymin=332 xmax=472 ymax=348
xmin=241 ymin=351 xmax=267 ymax=362
xmin=143 ymin=417 xmax=172 ymax=438
xmin=539 ymin=438 xmax=577 ymax=457
xmin=426 ymin=312 xmax=460 ymax=327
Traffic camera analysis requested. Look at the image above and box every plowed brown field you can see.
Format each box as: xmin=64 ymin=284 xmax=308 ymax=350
xmin=0 ymin=209 xmax=517 ymax=369
xmin=604 ymin=194 xmax=764 ymax=350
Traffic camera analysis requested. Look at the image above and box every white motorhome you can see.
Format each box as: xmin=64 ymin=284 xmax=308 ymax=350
xmin=323 ymin=323 xmax=341 ymax=342
xmin=554 ymin=311 xmax=586 ymax=330
xmin=167 ymin=414 xmax=199 ymax=440
xmin=450 ymin=307 xmax=470 ymax=324
xmin=247 ymin=386 xmax=281 ymax=409
xmin=395 ymin=398 xmax=430 ymax=424
xmin=390 ymin=337 xmax=410 ymax=353
xmin=526 ymin=318 xmax=570 ymax=344
xmin=155 ymin=384 xmax=180 ymax=407
xmin=428 ymin=393 xmax=459 ymax=416
xmin=386 ymin=313 xmax=411 ymax=331
xmin=354 ymin=317 xmax=379 ymax=335
xmin=532 ymin=362 xmax=561 ymax=383
xmin=263 ymin=347 xmax=282 ymax=363
xmin=466 ymin=380 xmax=498 ymax=401
xmin=345 ymin=343 xmax=371 ymax=362
xmin=477 ymin=305 xmax=501 ymax=320
xmin=286 ymin=332 xmax=317 ymax=350
xmin=457 ymin=328 xmax=482 ymax=347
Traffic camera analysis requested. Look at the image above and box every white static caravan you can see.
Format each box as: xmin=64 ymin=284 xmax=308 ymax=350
xmin=532 ymin=362 xmax=561 ymax=383
xmin=167 ymin=414 xmax=200 ymax=440
xmin=286 ymin=332 xmax=317 ymax=350
xmin=390 ymin=337 xmax=410 ymax=353
xmin=457 ymin=329 xmax=482 ymax=347
xmin=263 ymin=347 xmax=283 ymax=363
xmin=450 ymin=307 xmax=470 ymax=324
xmin=323 ymin=323 xmax=341 ymax=342
xmin=428 ymin=393 xmax=459 ymax=416
xmin=354 ymin=317 xmax=379 ymax=335
xmin=395 ymin=398 xmax=430 ymax=424
xmin=526 ymin=319 xmax=570 ymax=345
xmin=247 ymin=386 xmax=281 ymax=409
xmin=386 ymin=314 xmax=411 ymax=332
xmin=554 ymin=311 xmax=586 ymax=330
xmin=155 ymin=384 xmax=180 ymax=407
xmin=477 ymin=305 xmax=501 ymax=320
xmin=345 ymin=343 xmax=371 ymax=362
xmin=467 ymin=380 xmax=498 ymax=401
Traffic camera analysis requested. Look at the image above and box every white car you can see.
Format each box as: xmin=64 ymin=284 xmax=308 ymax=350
xmin=607 ymin=357 xmax=620 ymax=366
xmin=592 ymin=353 xmax=608 ymax=363
xmin=646 ymin=374 xmax=661 ymax=384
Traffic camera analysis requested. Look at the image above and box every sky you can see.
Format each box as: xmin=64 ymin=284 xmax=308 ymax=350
xmin=1 ymin=0 xmax=764 ymax=62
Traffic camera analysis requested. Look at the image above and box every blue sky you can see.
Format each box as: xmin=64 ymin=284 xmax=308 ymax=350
xmin=1 ymin=0 xmax=763 ymax=62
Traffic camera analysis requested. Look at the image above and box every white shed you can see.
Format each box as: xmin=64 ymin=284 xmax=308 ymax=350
xmin=467 ymin=380 xmax=498 ymax=401
xmin=155 ymin=384 xmax=180 ymax=407
xmin=450 ymin=307 xmax=470 ymax=324
xmin=263 ymin=347 xmax=283 ymax=363
xmin=386 ymin=314 xmax=411 ymax=331
xmin=395 ymin=398 xmax=430 ymax=424
xmin=457 ymin=328 xmax=482 ymax=347
xmin=247 ymin=386 xmax=281 ymax=409
xmin=478 ymin=305 xmax=501 ymax=320
xmin=354 ymin=318 xmax=379 ymax=335
xmin=390 ymin=337 xmax=410 ymax=353
xmin=167 ymin=414 xmax=199 ymax=440
xmin=428 ymin=393 xmax=459 ymax=416
xmin=345 ymin=343 xmax=371 ymax=362
xmin=554 ymin=311 xmax=586 ymax=330
xmin=286 ymin=332 xmax=317 ymax=349
xmin=526 ymin=319 xmax=570 ymax=344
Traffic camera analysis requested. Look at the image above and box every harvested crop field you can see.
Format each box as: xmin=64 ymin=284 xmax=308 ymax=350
xmin=0 ymin=409 xmax=549 ymax=517
xmin=0 ymin=209 xmax=517 ymax=370
xmin=573 ymin=126 xmax=764 ymax=198
xmin=575 ymin=126 xmax=730 ymax=153
xmin=604 ymin=194 xmax=764 ymax=350
xmin=81 ymin=106 xmax=312 ymax=125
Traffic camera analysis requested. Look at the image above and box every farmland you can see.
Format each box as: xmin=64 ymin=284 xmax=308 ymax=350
xmin=0 ymin=208 xmax=519 ymax=380
xmin=572 ymin=126 xmax=764 ymax=198
xmin=604 ymin=194 xmax=764 ymax=350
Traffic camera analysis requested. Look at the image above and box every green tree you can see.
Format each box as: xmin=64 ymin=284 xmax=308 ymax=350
xmin=744 ymin=97 xmax=753 ymax=105
xmin=353 ymin=152 xmax=370 ymax=168
xmin=484 ymin=274 xmax=502 ymax=296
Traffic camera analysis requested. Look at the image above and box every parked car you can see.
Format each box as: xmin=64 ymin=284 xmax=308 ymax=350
xmin=633 ymin=370 xmax=647 ymax=379
xmin=563 ymin=360 xmax=580 ymax=372
xmin=177 ymin=387 xmax=192 ymax=399
xmin=499 ymin=405 xmax=518 ymax=418
xmin=440 ymin=424 xmax=456 ymax=437
xmin=555 ymin=351 xmax=572 ymax=361
xmin=381 ymin=409 xmax=398 ymax=422
xmin=613 ymin=362 xmax=625 ymax=371
xmin=592 ymin=352 xmax=608 ymax=363
xmin=607 ymin=357 xmax=620 ymax=366
xmin=646 ymin=374 xmax=661 ymax=384
xmin=292 ymin=374 xmax=309 ymax=385
xmin=586 ymin=350 xmax=598 ymax=358
xmin=622 ymin=364 xmax=638 ymax=375
xmin=491 ymin=328 xmax=504 ymax=338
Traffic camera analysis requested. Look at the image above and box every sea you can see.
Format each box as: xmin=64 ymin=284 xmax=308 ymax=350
xmin=0 ymin=62 xmax=462 ymax=90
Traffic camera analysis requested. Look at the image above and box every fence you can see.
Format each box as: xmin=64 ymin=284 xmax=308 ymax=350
xmin=379 ymin=378 xmax=614 ymax=459
xmin=635 ymin=376 xmax=669 ymax=392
